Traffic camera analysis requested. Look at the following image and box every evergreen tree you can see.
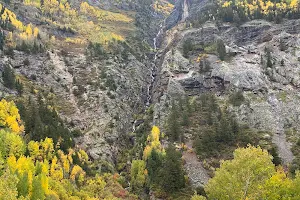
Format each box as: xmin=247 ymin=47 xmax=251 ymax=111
xmin=269 ymin=146 xmax=281 ymax=166
xmin=17 ymin=173 xmax=29 ymax=197
xmin=146 ymin=149 xmax=162 ymax=185
xmin=32 ymin=41 xmax=39 ymax=54
xmin=15 ymin=79 xmax=23 ymax=95
xmin=216 ymin=39 xmax=226 ymax=61
xmin=0 ymin=31 xmax=4 ymax=51
xmin=2 ymin=65 xmax=15 ymax=89
xmin=266 ymin=50 xmax=273 ymax=68
xmin=167 ymin=101 xmax=180 ymax=141
xmin=160 ymin=145 xmax=185 ymax=193
xmin=31 ymin=174 xmax=46 ymax=200
xmin=182 ymin=39 xmax=193 ymax=58
xmin=280 ymin=59 xmax=285 ymax=66
xmin=182 ymin=109 xmax=189 ymax=127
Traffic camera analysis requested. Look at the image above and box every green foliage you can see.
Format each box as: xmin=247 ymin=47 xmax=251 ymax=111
xmin=166 ymin=96 xmax=192 ymax=142
xmin=17 ymin=172 xmax=29 ymax=198
xmin=2 ymin=65 xmax=15 ymax=89
xmin=2 ymin=65 xmax=23 ymax=94
xmin=217 ymin=0 xmax=300 ymax=23
xmin=269 ymin=146 xmax=281 ymax=166
xmin=160 ymin=145 xmax=185 ymax=193
xmin=0 ymin=130 xmax=25 ymax=159
xmin=87 ymin=42 xmax=107 ymax=59
xmin=146 ymin=149 xmax=163 ymax=185
xmin=0 ymin=170 xmax=18 ymax=200
xmin=16 ymin=40 xmax=44 ymax=54
xmin=193 ymin=93 xmax=256 ymax=158
xmin=259 ymin=168 xmax=300 ymax=199
xmin=17 ymin=97 xmax=76 ymax=152
xmin=204 ymin=43 xmax=217 ymax=54
xmin=205 ymin=145 xmax=300 ymax=199
xmin=0 ymin=101 xmax=136 ymax=200
xmin=206 ymin=145 xmax=275 ymax=199
xmin=0 ymin=31 xmax=4 ymax=51
xmin=199 ymin=58 xmax=211 ymax=73
xmin=130 ymin=160 xmax=146 ymax=195
xmin=266 ymin=49 xmax=273 ymax=68
xmin=166 ymin=100 xmax=181 ymax=141
xmin=290 ymin=137 xmax=300 ymax=175
xmin=229 ymin=90 xmax=245 ymax=106
xmin=191 ymin=193 xmax=207 ymax=200
xmin=183 ymin=39 xmax=193 ymax=58
xmin=31 ymin=174 xmax=47 ymax=200
xmin=191 ymin=0 xmax=300 ymax=26
xmin=216 ymin=39 xmax=226 ymax=61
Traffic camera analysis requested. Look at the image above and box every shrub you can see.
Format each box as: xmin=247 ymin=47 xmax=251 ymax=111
xmin=23 ymin=58 xmax=30 ymax=66
xmin=182 ymin=38 xmax=193 ymax=58
xmin=229 ymin=90 xmax=245 ymax=106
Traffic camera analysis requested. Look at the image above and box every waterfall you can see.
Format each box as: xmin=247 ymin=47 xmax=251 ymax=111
xmin=146 ymin=23 xmax=164 ymax=106
xmin=132 ymin=0 xmax=188 ymax=132
xmin=182 ymin=0 xmax=189 ymax=22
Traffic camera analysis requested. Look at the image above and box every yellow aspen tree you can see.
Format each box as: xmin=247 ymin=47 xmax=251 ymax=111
xmin=28 ymin=141 xmax=40 ymax=159
xmin=0 ymin=99 xmax=24 ymax=134
xmin=143 ymin=126 xmax=163 ymax=160
xmin=25 ymin=24 xmax=33 ymax=37
xmin=70 ymin=165 xmax=85 ymax=181
xmin=40 ymin=173 xmax=49 ymax=194
xmin=41 ymin=137 xmax=55 ymax=160
xmin=290 ymin=0 xmax=298 ymax=10
xmin=50 ymin=156 xmax=63 ymax=180
xmin=33 ymin=27 xmax=39 ymax=38
xmin=67 ymin=148 xmax=74 ymax=164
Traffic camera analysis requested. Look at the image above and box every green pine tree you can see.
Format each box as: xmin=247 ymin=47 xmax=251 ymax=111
xmin=146 ymin=149 xmax=162 ymax=185
xmin=2 ymin=65 xmax=16 ymax=89
xmin=217 ymin=39 xmax=226 ymax=61
xmin=167 ymin=101 xmax=181 ymax=141
xmin=160 ymin=145 xmax=185 ymax=193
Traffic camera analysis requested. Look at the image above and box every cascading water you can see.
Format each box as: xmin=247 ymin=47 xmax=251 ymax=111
xmin=132 ymin=0 xmax=188 ymax=132
xmin=132 ymin=23 xmax=164 ymax=132
xmin=182 ymin=0 xmax=189 ymax=22
xmin=146 ymin=24 xmax=164 ymax=106
xmin=146 ymin=0 xmax=189 ymax=106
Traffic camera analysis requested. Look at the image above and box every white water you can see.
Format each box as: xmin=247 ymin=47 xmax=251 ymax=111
xmin=182 ymin=0 xmax=189 ymax=22
xmin=132 ymin=23 xmax=164 ymax=132
xmin=146 ymin=23 xmax=164 ymax=106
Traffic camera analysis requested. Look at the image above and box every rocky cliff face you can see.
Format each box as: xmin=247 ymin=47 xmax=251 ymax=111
xmin=0 ymin=0 xmax=171 ymax=166
xmin=0 ymin=48 xmax=152 ymax=163
xmin=152 ymin=14 xmax=300 ymax=164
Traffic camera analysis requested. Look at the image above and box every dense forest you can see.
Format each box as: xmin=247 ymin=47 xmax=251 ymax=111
xmin=191 ymin=0 xmax=300 ymax=26
xmin=0 ymin=99 xmax=300 ymax=199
